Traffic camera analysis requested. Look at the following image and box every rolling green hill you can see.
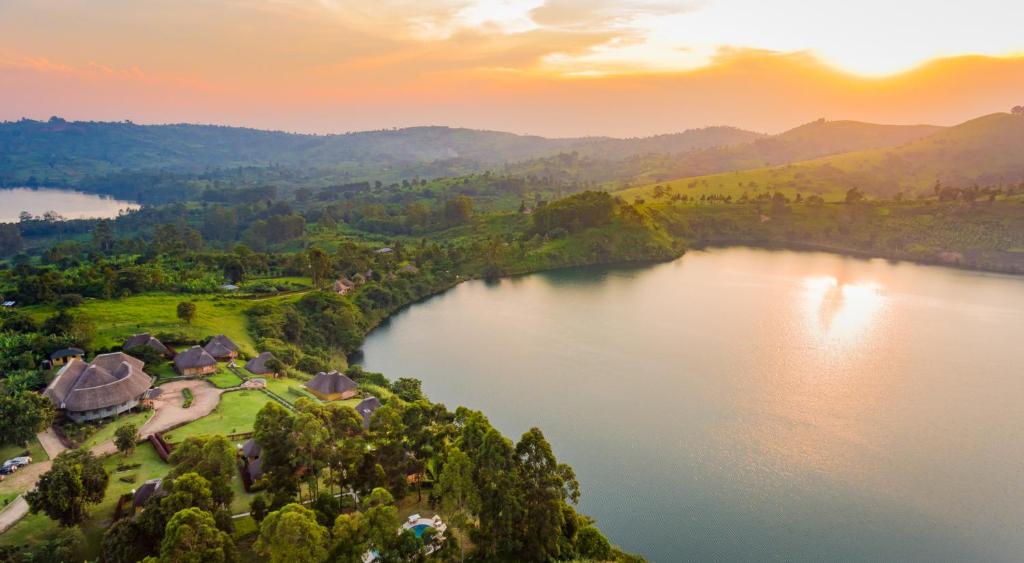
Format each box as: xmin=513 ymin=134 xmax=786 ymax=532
xmin=505 ymin=119 xmax=942 ymax=189
xmin=618 ymin=113 xmax=1024 ymax=201
xmin=0 ymin=117 xmax=760 ymax=186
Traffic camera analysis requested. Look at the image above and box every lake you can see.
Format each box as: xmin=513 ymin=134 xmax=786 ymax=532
xmin=359 ymin=247 xmax=1024 ymax=562
xmin=0 ymin=187 xmax=139 ymax=223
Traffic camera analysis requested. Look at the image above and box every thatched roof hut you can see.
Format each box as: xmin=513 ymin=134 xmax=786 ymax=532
xmin=44 ymin=353 xmax=153 ymax=420
xmin=203 ymin=334 xmax=239 ymax=360
xmin=174 ymin=346 xmax=218 ymax=375
xmin=305 ymin=370 xmax=358 ymax=401
xmin=244 ymin=352 xmax=276 ymax=376
xmin=123 ymin=333 xmax=171 ymax=357
xmin=355 ymin=396 xmax=382 ymax=429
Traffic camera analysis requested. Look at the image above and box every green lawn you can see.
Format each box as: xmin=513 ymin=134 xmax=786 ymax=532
xmin=209 ymin=367 xmax=243 ymax=389
xmin=264 ymin=377 xmax=319 ymax=405
xmin=149 ymin=361 xmax=179 ymax=384
xmin=164 ymin=390 xmax=274 ymax=443
xmin=21 ymin=293 xmax=264 ymax=356
xmin=82 ymin=410 xmax=152 ymax=449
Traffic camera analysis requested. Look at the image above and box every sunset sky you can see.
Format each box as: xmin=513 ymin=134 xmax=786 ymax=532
xmin=2 ymin=0 xmax=1023 ymax=136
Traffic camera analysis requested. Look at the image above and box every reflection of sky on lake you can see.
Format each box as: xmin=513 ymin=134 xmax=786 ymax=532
xmin=361 ymin=247 xmax=1024 ymax=562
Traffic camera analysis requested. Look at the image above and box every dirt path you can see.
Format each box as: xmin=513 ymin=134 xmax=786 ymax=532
xmin=0 ymin=497 xmax=28 ymax=535
xmin=35 ymin=428 xmax=66 ymax=460
xmin=139 ymin=379 xmax=224 ymax=437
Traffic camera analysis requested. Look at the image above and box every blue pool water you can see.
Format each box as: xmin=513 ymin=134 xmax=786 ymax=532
xmin=411 ymin=524 xmax=430 ymax=538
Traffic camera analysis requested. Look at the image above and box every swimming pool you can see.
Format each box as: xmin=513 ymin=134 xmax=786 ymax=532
xmin=411 ymin=523 xmax=430 ymax=538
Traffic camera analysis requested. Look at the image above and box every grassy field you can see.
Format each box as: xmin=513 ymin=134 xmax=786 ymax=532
xmin=82 ymin=410 xmax=152 ymax=449
xmin=209 ymin=368 xmax=243 ymax=389
xmin=164 ymin=390 xmax=274 ymax=442
xmin=264 ymin=377 xmax=319 ymax=405
xmin=22 ymin=293 xmax=261 ymax=356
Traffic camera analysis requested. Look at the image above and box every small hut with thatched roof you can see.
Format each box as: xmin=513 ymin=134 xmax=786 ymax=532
xmin=203 ymin=334 xmax=239 ymax=361
xmin=304 ymin=370 xmax=358 ymax=401
xmin=174 ymin=346 xmax=218 ymax=376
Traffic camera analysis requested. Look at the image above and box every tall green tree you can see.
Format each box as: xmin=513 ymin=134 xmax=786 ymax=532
xmin=255 ymin=503 xmax=329 ymax=563
xmin=26 ymin=448 xmax=109 ymax=526
xmin=114 ymin=423 xmax=138 ymax=457
xmin=176 ymin=301 xmax=197 ymax=325
xmin=436 ymin=447 xmax=478 ymax=562
xmin=253 ymin=402 xmax=300 ymax=495
xmin=0 ymin=391 xmax=55 ymax=447
xmin=168 ymin=435 xmax=237 ymax=508
xmin=160 ymin=508 xmax=234 ymax=563
xmin=307 ymin=247 xmax=332 ymax=289
xmin=472 ymin=429 xmax=521 ymax=559
xmin=514 ymin=427 xmax=579 ymax=561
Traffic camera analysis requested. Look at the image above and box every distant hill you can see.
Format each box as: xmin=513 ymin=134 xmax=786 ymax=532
xmin=505 ymin=119 xmax=941 ymax=188
xmin=618 ymin=113 xmax=1024 ymax=201
xmin=0 ymin=118 xmax=760 ymax=186
xmin=651 ymin=119 xmax=944 ymax=179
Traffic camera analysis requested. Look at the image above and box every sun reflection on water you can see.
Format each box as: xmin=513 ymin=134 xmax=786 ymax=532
xmin=803 ymin=275 xmax=885 ymax=344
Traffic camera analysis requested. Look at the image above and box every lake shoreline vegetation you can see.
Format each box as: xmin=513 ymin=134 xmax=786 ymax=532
xmin=0 ymin=112 xmax=1023 ymax=562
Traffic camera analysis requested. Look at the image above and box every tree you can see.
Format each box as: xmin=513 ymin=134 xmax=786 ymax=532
xmin=473 ymin=429 xmax=520 ymax=559
xmin=114 ymin=422 xmax=138 ymax=456
xmin=443 ymin=196 xmax=474 ymax=226
xmin=168 ymin=435 xmax=237 ymax=508
xmin=1012 ymin=105 xmax=1024 ymax=116
xmin=576 ymin=526 xmax=613 ymax=560
xmin=255 ymin=503 xmax=329 ymax=563
xmin=160 ymin=508 xmax=234 ymax=563
xmin=330 ymin=512 xmax=369 ymax=562
xmin=26 ymin=448 xmax=109 ymax=526
xmin=161 ymin=473 xmax=215 ymax=516
xmin=102 ymin=518 xmax=150 ymax=563
xmin=390 ymin=377 xmax=423 ymax=402
xmin=845 ymin=187 xmax=865 ymax=204
xmin=0 ymin=391 xmax=55 ymax=447
xmin=361 ymin=488 xmax=401 ymax=558
xmin=0 ymin=224 xmax=23 ymax=257
xmin=307 ymin=247 xmax=331 ymax=289
xmin=436 ymin=447 xmax=478 ymax=562
xmin=93 ymin=219 xmax=115 ymax=253
xmin=176 ymin=301 xmax=197 ymax=325
xmin=253 ymin=402 xmax=301 ymax=495
xmin=514 ymin=427 xmax=580 ymax=561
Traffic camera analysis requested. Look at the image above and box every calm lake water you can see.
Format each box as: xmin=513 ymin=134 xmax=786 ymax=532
xmin=0 ymin=187 xmax=139 ymax=223
xmin=359 ymin=247 xmax=1024 ymax=562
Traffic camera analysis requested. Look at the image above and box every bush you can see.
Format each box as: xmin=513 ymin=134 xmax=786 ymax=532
xmin=295 ymin=355 xmax=329 ymax=374
xmin=181 ymin=388 xmax=194 ymax=409
xmin=56 ymin=294 xmax=84 ymax=309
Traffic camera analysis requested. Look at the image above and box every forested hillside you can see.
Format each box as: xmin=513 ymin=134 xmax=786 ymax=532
xmin=620 ymin=113 xmax=1024 ymax=200
xmin=0 ymin=118 xmax=759 ymax=186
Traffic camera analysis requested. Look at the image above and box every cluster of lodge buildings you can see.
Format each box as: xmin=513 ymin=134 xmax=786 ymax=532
xmin=44 ymin=333 xmax=248 ymax=422
xmin=45 ymin=330 xmax=385 ymax=475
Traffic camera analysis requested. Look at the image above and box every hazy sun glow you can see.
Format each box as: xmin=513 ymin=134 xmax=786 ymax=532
xmin=803 ymin=276 xmax=885 ymax=344
xmin=1 ymin=0 xmax=1023 ymax=134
